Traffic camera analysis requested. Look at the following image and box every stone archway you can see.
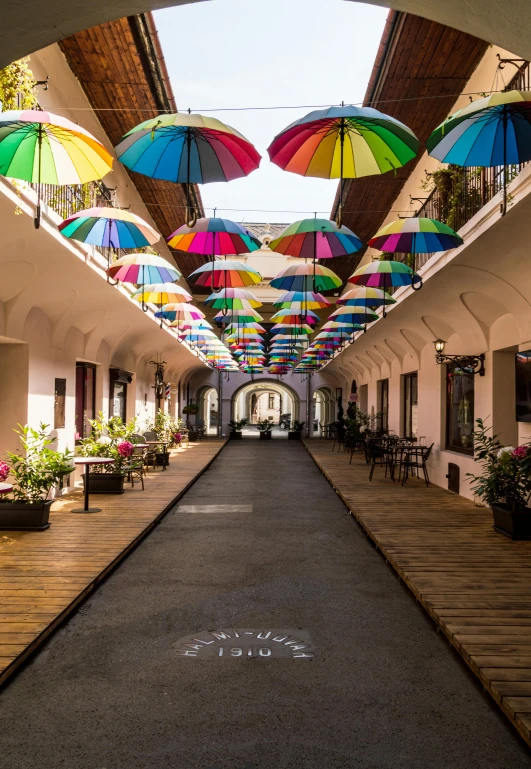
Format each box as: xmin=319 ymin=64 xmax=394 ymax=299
xmin=3 ymin=1 xmax=531 ymax=71
xmin=313 ymin=386 xmax=335 ymax=435
xmin=231 ymin=379 xmax=301 ymax=434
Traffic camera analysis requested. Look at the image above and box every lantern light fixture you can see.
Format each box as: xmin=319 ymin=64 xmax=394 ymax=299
xmin=433 ymin=339 xmax=485 ymax=376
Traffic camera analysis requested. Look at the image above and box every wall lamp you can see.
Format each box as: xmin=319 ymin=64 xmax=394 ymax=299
xmin=433 ymin=339 xmax=485 ymax=376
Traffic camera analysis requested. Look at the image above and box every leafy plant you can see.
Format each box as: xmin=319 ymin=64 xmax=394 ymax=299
xmin=77 ymin=412 xmax=137 ymax=475
xmin=256 ymin=419 xmax=273 ymax=432
xmin=0 ymin=58 xmax=37 ymax=110
xmin=5 ymin=424 xmax=73 ymax=503
xmin=466 ymin=418 xmax=531 ymax=513
xmin=228 ymin=418 xmax=248 ymax=432
xmin=182 ymin=403 xmax=199 ymax=415
xmin=290 ymin=420 xmax=305 ymax=432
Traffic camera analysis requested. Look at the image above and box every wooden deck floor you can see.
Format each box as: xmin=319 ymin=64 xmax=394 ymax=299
xmin=303 ymin=439 xmax=531 ymax=749
xmin=0 ymin=439 xmax=226 ymax=686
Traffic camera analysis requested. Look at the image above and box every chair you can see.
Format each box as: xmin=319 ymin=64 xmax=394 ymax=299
xmin=142 ymin=431 xmax=160 ymax=471
xmin=131 ymin=433 xmax=145 ymax=444
xmin=402 ymin=443 xmax=434 ymax=487
xmin=367 ymin=438 xmax=392 ymax=481
xmin=127 ymin=445 xmax=146 ymax=490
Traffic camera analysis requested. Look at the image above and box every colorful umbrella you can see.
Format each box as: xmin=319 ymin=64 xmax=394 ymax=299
xmin=0 ymin=109 xmax=113 ymax=228
xmin=268 ymin=104 xmax=419 ymax=225
xmin=167 ymin=217 xmax=261 ymax=255
xmin=116 ymin=113 xmax=261 ymax=225
xmin=270 ymin=309 xmax=320 ymax=324
xmin=205 ymin=287 xmax=262 ymax=309
xmin=107 ymin=253 xmax=181 ymax=285
xmin=426 ymin=90 xmax=531 ymax=215
xmin=131 ymin=283 xmax=192 ymax=326
xmin=273 ymin=290 xmax=330 ymax=309
xmin=269 ymin=217 xmax=362 ymax=259
xmin=270 ymin=263 xmax=342 ymax=292
xmin=188 ymin=259 xmax=262 ymax=289
xmin=368 ymin=217 xmax=463 ymax=254
xmin=156 ymin=303 xmax=206 ymax=322
xmin=337 ymin=287 xmax=396 ymax=308
xmin=348 ymin=259 xmax=421 ymax=314
xmin=59 ymin=207 xmax=160 ymax=248
xmin=328 ymin=306 xmax=379 ymax=326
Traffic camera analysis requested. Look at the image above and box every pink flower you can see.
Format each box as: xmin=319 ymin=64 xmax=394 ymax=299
xmin=173 ymin=432 xmax=182 ymax=443
xmin=0 ymin=462 xmax=9 ymax=482
xmin=117 ymin=440 xmax=134 ymax=457
xmin=513 ymin=445 xmax=529 ymax=459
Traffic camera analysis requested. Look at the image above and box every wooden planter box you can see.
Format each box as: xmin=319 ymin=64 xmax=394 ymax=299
xmin=288 ymin=431 xmax=301 ymax=440
xmin=0 ymin=500 xmax=52 ymax=531
xmin=83 ymin=473 xmax=124 ymax=494
xmin=229 ymin=432 xmax=243 ymax=440
xmin=259 ymin=431 xmax=272 ymax=440
xmin=492 ymin=504 xmax=531 ymax=540
xmin=187 ymin=431 xmax=198 ymax=442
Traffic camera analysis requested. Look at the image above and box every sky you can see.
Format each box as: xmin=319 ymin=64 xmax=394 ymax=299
xmin=155 ymin=0 xmax=388 ymax=224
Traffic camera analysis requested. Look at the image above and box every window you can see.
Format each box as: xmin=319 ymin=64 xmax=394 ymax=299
xmin=111 ymin=381 xmax=127 ymax=421
xmin=54 ymin=378 xmax=66 ymax=429
xmin=378 ymin=379 xmax=389 ymax=432
xmin=75 ymin=363 xmax=96 ymax=439
xmin=403 ymin=373 xmax=418 ymax=438
xmin=446 ymin=365 xmax=474 ymax=454
xmin=268 ymin=393 xmax=275 ymax=410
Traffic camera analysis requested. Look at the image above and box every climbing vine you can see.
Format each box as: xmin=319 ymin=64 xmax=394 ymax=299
xmin=0 ymin=58 xmax=37 ymax=110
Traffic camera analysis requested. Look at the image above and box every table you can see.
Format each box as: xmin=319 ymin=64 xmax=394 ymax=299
xmin=145 ymin=441 xmax=169 ymax=471
xmin=0 ymin=483 xmax=13 ymax=494
xmin=385 ymin=444 xmax=423 ymax=482
xmin=72 ymin=457 xmax=115 ymax=513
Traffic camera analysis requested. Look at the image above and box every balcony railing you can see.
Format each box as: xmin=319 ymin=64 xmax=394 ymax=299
xmin=29 ymin=179 xmax=112 ymax=221
xmin=395 ymin=60 xmax=531 ymax=272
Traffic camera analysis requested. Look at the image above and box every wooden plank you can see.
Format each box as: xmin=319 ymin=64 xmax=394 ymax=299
xmin=0 ymin=440 xmax=226 ymax=687
xmin=303 ymin=439 xmax=531 ymax=749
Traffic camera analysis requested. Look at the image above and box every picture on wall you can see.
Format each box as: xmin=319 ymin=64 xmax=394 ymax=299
xmin=515 ymin=350 xmax=531 ymax=422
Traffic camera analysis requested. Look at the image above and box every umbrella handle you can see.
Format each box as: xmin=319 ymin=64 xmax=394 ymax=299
xmin=411 ymin=273 xmax=423 ymax=291
xmin=106 ymin=250 xmax=119 ymax=286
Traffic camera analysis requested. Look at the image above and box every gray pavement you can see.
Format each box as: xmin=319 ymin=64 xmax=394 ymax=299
xmin=1 ymin=440 xmax=531 ymax=769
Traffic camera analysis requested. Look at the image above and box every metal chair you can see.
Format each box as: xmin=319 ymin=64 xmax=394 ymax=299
xmin=127 ymin=445 xmax=146 ymax=490
xmin=402 ymin=443 xmax=434 ymax=487
xmin=142 ymin=431 xmax=159 ymax=471
xmin=367 ymin=438 xmax=392 ymax=481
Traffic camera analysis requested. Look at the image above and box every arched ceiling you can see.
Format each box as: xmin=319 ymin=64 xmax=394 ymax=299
xmin=3 ymin=0 xmax=531 ymax=70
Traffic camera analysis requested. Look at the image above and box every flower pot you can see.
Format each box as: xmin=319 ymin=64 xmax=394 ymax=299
xmin=156 ymin=451 xmax=170 ymax=466
xmin=288 ymin=431 xmax=301 ymax=440
xmin=0 ymin=500 xmax=52 ymax=531
xmin=229 ymin=431 xmax=243 ymax=440
xmin=259 ymin=431 xmax=272 ymax=440
xmin=83 ymin=473 xmax=124 ymax=494
xmin=188 ymin=431 xmax=198 ymax=443
xmin=492 ymin=503 xmax=531 ymax=540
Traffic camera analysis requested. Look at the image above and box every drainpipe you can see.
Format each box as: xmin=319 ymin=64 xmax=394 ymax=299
xmin=306 ymin=373 xmax=312 ymax=438
xmin=218 ymin=369 xmax=223 ymax=438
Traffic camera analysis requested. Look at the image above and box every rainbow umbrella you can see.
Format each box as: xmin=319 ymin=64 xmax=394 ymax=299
xmin=337 ymin=287 xmax=395 ymax=309
xmin=59 ymin=207 xmax=160 ymax=248
xmin=269 ymin=217 xmax=362 ymax=259
xmin=0 ymin=110 xmax=113 ymax=228
xmin=205 ymin=288 xmax=262 ymax=310
xmin=426 ymin=90 xmax=531 ymax=215
xmin=268 ymin=104 xmax=419 ymax=226
xmin=108 ymin=253 xmax=181 ymax=285
xmin=368 ymin=217 xmax=462 ymax=255
xmin=131 ymin=283 xmax=192 ymax=327
xmin=271 ymin=323 xmax=314 ymax=334
xmin=168 ymin=217 xmax=261 ymax=255
xmin=328 ymin=306 xmax=379 ymax=326
xmin=156 ymin=303 xmax=206 ymax=322
xmin=270 ymin=263 xmax=342 ymax=292
xmin=116 ymin=114 xmax=260 ymax=225
xmin=270 ymin=309 xmax=320 ymax=324
xmin=214 ymin=311 xmax=264 ymax=324
xmin=188 ymin=259 xmax=262 ymax=289
xmin=348 ymin=259 xmax=420 ymax=293
xmin=273 ymin=290 xmax=330 ymax=309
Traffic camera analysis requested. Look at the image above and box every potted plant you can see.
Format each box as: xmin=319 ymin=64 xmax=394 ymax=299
xmin=0 ymin=424 xmax=74 ymax=531
xmin=256 ymin=419 xmax=273 ymax=440
xmin=183 ymin=403 xmax=199 ymax=442
xmin=228 ymin=418 xmax=248 ymax=440
xmin=288 ymin=420 xmax=305 ymax=440
xmin=467 ymin=418 xmax=531 ymax=539
xmin=77 ymin=413 xmax=136 ymax=493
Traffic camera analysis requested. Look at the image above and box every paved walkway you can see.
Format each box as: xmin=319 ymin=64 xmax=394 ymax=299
xmin=1 ymin=440 xmax=530 ymax=768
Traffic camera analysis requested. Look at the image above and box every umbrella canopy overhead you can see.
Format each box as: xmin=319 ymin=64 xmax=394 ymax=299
xmin=107 ymin=253 xmax=181 ymax=284
xmin=268 ymin=104 xmax=419 ymax=225
xmin=116 ymin=113 xmax=261 ymax=183
xmin=273 ymin=290 xmax=330 ymax=309
xmin=269 ymin=218 xmax=362 ymax=259
xmin=270 ymin=263 xmax=342 ymax=292
xmin=131 ymin=283 xmax=192 ymax=305
xmin=328 ymin=306 xmax=379 ymax=325
xmin=348 ymin=259 xmax=417 ymax=288
xmin=337 ymin=287 xmax=396 ymax=308
xmin=368 ymin=217 xmax=463 ymax=254
xmin=188 ymin=259 xmax=262 ymax=289
xmin=155 ymin=303 xmax=205 ymax=321
xmin=59 ymin=207 xmax=160 ymax=249
xmin=270 ymin=309 xmax=320 ymax=323
xmin=167 ymin=217 xmax=262 ymax=255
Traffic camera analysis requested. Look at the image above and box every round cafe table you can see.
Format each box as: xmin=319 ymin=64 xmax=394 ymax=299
xmin=72 ymin=457 xmax=115 ymax=513
xmin=0 ymin=482 xmax=13 ymax=494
